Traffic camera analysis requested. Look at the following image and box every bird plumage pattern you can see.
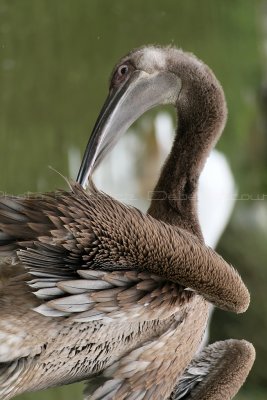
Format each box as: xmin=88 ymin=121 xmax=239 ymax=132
xmin=0 ymin=45 xmax=255 ymax=399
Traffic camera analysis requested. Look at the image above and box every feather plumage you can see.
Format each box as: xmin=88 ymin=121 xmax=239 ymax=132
xmin=0 ymin=45 xmax=254 ymax=400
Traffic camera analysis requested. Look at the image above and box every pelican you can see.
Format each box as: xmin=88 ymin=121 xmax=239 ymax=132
xmin=0 ymin=46 xmax=254 ymax=399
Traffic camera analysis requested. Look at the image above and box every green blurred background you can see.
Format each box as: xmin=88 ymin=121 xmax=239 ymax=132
xmin=0 ymin=0 xmax=266 ymax=398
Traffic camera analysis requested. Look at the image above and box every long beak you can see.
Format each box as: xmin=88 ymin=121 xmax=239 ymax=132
xmin=77 ymin=70 xmax=180 ymax=188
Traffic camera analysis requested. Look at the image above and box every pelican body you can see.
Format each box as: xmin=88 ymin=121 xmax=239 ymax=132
xmin=0 ymin=46 xmax=255 ymax=399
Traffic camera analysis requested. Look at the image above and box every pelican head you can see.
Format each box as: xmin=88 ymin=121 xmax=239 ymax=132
xmin=77 ymin=46 xmax=226 ymax=188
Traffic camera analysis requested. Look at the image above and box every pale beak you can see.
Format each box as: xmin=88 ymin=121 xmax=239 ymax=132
xmin=77 ymin=70 xmax=180 ymax=188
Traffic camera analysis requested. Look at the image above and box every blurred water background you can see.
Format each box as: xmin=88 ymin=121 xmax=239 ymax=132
xmin=0 ymin=0 xmax=266 ymax=399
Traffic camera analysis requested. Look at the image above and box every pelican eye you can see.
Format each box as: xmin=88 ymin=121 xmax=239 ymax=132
xmin=118 ymin=64 xmax=129 ymax=76
xmin=111 ymin=62 xmax=134 ymax=88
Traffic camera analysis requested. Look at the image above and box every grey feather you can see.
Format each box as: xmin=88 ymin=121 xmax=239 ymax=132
xmin=33 ymin=304 xmax=71 ymax=317
xmin=34 ymin=287 xmax=65 ymax=300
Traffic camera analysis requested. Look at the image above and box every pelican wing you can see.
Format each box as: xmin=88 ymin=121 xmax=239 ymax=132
xmin=84 ymin=340 xmax=255 ymax=400
xmin=0 ymin=183 xmax=249 ymax=316
xmin=169 ymin=340 xmax=255 ymax=400
xmin=34 ymin=269 xmax=192 ymax=322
